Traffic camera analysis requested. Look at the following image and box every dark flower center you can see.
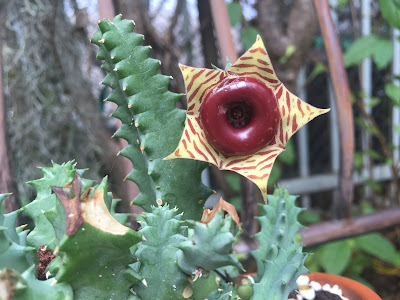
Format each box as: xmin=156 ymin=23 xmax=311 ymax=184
xmin=200 ymin=76 xmax=279 ymax=156
xmin=225 ymin=101 xmax=252 ymax=129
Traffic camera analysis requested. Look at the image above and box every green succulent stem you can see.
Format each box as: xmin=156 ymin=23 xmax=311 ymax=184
xmin=91 ymin=15 xmax=212 ymax=220
xmin=251 ymin=188 xmax=308 ymax=300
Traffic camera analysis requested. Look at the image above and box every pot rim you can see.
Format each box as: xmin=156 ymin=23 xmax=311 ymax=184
xmin=305 ymin=272 xmax=382 ymax=300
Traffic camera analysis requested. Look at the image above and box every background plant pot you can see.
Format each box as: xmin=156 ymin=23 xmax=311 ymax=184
xmin=306 ymin=272 xmax=382 ymax=300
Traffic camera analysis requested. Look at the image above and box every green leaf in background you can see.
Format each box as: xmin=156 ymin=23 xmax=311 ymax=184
xmin=279 ymin=140 xmax=296 ymax=166
xmin=229 ymin=196 xmax=241 ymax=213
xmin=355 ymin=117 xmax=379 ymax=136
xmin=360 ymin=200 xmax=375 ymax=215
xmin=346 ymin=253 xmax=373 ymax=276
xmin=338 ymin=0 xmax=349 ymax=9
xmin=304 ymin=251 xmax=322 ymax=273
xmin=366 ymin=97 xmax=381 ymax=108
xmin=343 ymin=34 xmax=393 ymax=69
xmin=225 ymin=173 xmax=241 ymax=192
xmin=354 ymin=151 xmax=363 ymax=173
xmin=385 ymin=83 xmax=400 ymax=106
xmin=354 ymin=233 xmax=400 ymax=266
xmin=372 ymin=38 xmax=393 ymax=69
xmin=319 ymin=240 xmax=353 ymax=275
xmin=279 ymin=45 xmax=296 ymax=64
xmin=378 ymin=0 xmax=400 ymax=29
xmin=386 ymin=158 xmax=394 ymax=166
xmin=350 ymin=93 xmax=356 ymax=105
xmin=241 ymin=27 xmax=263 ymax=50
xmin=227 ymin=1 xmax=242 ymax=26
xmin=268 ymin=164 xmax=282 ymax=187
xmin=298 ymin=211 xmax=321 ymax=225
xmin=364 ymin=179 xmax=382 ymax=192
xmin=365 ymin=149 xmax=382 ymax=160
xmin=344 ymin=35 xmax=376 ymax=66
xmin=308 ymin=63 xmax=326 ymax=81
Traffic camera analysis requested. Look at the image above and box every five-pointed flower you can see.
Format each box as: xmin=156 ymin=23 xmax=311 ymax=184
xmin=166 ymin=36 xmax=329 ymax=201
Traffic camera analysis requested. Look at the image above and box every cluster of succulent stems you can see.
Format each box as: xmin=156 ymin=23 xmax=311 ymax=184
xmin=0 ymin=15 xmax=329 ymax=300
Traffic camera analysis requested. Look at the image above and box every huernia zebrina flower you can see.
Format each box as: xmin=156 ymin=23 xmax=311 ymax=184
xmin=166 ymin=36 xmax=329 ymax=201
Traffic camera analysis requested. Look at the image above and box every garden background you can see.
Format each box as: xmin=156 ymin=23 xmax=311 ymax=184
xmin=0 ymin=0 xmax=399 ymax=298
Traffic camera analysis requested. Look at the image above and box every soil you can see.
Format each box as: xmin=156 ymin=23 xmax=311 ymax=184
xmin=314 ymin=291 xmax=342 ymax=300
xmin=36 ymin=245 xmax=55 ymax=280
xmin=288 ymin=290 xmax=342 ymax=300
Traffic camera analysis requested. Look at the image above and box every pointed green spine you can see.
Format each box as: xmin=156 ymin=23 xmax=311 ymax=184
xmin=131 ymin=205 xmax=190 ymax=300
xmin=250 ymin=188 xmax=308 ymax=300
xmin=0 ymin=194 xmax=35 ymax=273
xmin=176 ymin=211 xmax=243 ymax=275
xmin=0 ymin=267 xmax=73 ymax=300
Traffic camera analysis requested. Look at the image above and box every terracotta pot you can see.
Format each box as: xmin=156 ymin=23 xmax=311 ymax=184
xmin=306 ymin=272 xmax=382 ymax=300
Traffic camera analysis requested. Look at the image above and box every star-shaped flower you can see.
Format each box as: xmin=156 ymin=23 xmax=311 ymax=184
xmin=166 ymin=36 xmax=329 ymax=201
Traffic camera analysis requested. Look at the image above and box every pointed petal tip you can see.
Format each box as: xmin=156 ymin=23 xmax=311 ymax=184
xmin=262 ymin=195 xmax=268 ymax=204
xmin=178 ymin=63 xmax=188 ymax=71
xmin=322 ymin=108 xmax=331 ymax=113
xmin=319 ymin=108 xmax=331 ymax=115
xmin=163 ymin=154 xmax=174 ymax=160
xmin=259 ymin=186 xmax=268 ymax=204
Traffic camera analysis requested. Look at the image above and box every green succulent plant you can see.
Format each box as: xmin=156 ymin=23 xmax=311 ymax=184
xmin=0 ymin=15 xmax=318 ymax=300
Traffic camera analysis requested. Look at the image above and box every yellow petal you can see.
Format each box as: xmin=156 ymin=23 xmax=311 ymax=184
xmin=166 ymin=37 xmax=329 ymax=201
xmin=179 ymin=64 xmax=226 ymax=114
xmin=275 ymin=86 xmax=330 ymax=146
xmin=227 ymin=35 xmax=280 ymax=89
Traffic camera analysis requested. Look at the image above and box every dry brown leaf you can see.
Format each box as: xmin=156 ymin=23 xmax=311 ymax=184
xmin=51 ymin=173 xmax=129 ymax=236
xmin=200 ymin=198 xmax=242 ymax=231
xmin=51 ymin=173 xmax=83 ymax=236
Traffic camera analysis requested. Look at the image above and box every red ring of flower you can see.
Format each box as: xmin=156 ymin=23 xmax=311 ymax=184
xmin=199 ymin=76 xmax=280 ymax=156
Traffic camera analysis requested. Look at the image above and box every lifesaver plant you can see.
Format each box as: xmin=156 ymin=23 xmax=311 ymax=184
xmin=166 ymin=35 xmax=328 ymax=199
xmin=0 ymin=16 xmax=372 ymax=300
